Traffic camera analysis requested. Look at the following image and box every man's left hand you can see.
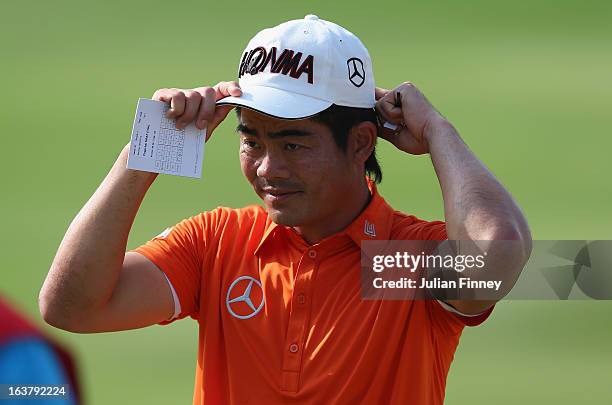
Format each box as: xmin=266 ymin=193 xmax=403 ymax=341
xmin=375 ymin=82 xmax=446 ymax=155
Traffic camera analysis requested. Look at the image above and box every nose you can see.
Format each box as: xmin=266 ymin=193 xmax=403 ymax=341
xmin=256 ymin=149 xmax=290 ymax=179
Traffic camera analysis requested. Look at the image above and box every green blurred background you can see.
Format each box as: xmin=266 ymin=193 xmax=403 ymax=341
xmin=1 ymin=0 xmax=611 ymax=403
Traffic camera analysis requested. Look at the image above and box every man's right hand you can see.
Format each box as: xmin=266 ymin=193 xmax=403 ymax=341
xmin=152 ymin=81 xmax=242 ymax=140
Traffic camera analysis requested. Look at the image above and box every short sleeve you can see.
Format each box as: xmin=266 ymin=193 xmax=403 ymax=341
xmin=426 ymin=299 xmax=495 ymax=335
xmin=129 ymin=212 xmax=216 ymax=324
xmin=414 ymin=220 xmax=494 ymax=331
xmin=414 ymin=220 xmax=447 ymax=241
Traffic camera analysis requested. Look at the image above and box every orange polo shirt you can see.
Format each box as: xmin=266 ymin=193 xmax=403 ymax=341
xmin=130 ymin=183 xmax=493 ymax=404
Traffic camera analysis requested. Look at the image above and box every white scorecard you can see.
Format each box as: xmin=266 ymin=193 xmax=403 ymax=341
xmin=126 ymin=98 xmax=206 ymax=178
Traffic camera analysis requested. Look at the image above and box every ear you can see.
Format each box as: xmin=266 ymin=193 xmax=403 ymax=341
xmin=348 ymin=121 xmax=377 ymax=167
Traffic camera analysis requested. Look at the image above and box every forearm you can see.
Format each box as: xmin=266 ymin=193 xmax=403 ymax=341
xmin=427 ymin=120 xmax=532 ymax=308
xmin=40 ymin=143 xmax=158 ymax=325
xmin=427 ymin=119 xmax=530 ymax=244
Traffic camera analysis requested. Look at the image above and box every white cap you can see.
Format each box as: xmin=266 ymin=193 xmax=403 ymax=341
xmin=216 ymin=15 xmax=375 ymax=119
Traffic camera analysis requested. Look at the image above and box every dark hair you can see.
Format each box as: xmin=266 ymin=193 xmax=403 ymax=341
xmin=310 ymin=104 xmax=382 ymax=184
xmin=235 ymin=105 xmax=382 ymax=183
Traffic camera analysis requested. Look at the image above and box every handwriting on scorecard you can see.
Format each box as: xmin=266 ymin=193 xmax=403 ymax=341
xmin=127 ymin=98 xmax=206 ymax=178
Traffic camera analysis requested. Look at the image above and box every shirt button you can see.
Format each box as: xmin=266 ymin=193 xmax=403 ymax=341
xmin=308 ymin=250 xmax=317 ymax=259
xmin=297 ymin=294 xmax=306 ymax=305
xmin=289 ymin=343 xmax=299 ymax=353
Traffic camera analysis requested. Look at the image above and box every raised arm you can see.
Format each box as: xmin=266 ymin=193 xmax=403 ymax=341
xmin=375 ymin=82 xmax=532 ymax=314
xmin=39 ymin=82 xmax=241 ymax=333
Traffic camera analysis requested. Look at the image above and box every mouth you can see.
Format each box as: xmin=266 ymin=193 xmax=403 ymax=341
xmin=261 ymin=188 xmax=303 ymax=204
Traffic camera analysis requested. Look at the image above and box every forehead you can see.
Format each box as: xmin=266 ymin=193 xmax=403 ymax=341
xmin=237 ymin=108 xmax=328 ymax=134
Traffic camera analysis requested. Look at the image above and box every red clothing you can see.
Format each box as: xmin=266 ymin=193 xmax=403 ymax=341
xmin=0 ymin=296 xmax=81 ymax=403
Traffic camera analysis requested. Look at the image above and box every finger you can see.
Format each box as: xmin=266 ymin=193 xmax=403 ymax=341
xmin=152 ymin=88 xmax=184 ymax=120
xmin=397 ymin=127 xmax=429 ymax=155
xmin=401 ymin=127 xmax=427 ymax=154
xmin=213 ymin=81 xmax=242 ymax=100
xmin=379 ymin=122 xmax=408 ymax=142
xmin=168 ymin=91 xmax=186 ymax=119
xmin=205 ymin=105 xmax=234 ymax=141
xmin=375 ymin=87 xmax=401 ymax=109
xmin=375 ymin=87 xmax=389 ymax=101
xmin=379 ymin=126 xmax=422 ymax=152
xmin=378 ymin=127 xmax=397 ymax=145
xmin=195 ymin=87 xmax=216 ymax=129
xmin=378 ymin=125 xmax=403 ymax=148
xmin=375 ymin=100 xmax=403 ymax=124
xmin=152 ymin=88 xmax=172 ymax=102
xmin=176 ymin=91 xmax=202 ymax=129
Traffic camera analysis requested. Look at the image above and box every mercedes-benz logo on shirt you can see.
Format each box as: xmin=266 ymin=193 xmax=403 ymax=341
xmin=226 ymin=276 xmax=265 ymax=319
xmin=347 ymin=57 xmax=366 ymax=87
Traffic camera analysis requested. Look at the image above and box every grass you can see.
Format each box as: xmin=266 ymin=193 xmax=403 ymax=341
xmin=1 ymin=0 xmax=611 ymax=403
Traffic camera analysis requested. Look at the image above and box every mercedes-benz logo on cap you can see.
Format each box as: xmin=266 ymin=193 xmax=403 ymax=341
xmin=226 ymin=276 xmax=265 ymax=319
xmin=347 ymin=57 xmax=366 ymax=87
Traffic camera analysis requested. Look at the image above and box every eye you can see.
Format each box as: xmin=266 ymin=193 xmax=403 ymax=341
xmin=241 ymin=139 xmax=260 ymax=149
xmin=285 ymin=143 xmax=302 ymax=151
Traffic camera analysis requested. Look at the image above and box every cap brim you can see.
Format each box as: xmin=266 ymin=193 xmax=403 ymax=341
xmin=216 ymin=85 xmax=332 ymax=120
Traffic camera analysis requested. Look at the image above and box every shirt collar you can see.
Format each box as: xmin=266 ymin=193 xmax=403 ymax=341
xmin=343 ymin=180 xmax=394 ymax=245
xmin=254 ymin=179 xmax=394 ymax=255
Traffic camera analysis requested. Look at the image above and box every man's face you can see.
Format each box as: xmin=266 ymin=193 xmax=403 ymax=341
xmin=237 ymin=108 xmax=356 ymax=228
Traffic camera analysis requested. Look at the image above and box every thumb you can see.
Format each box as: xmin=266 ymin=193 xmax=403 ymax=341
xmin=214 ymin=81 xmax=242 ymax=100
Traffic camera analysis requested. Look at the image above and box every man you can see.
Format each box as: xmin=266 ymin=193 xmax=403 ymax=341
xmin=39 ymin=15 xmax=531 ymax=404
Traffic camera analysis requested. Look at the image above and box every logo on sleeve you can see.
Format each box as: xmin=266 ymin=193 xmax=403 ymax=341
xmin=226 ymin=276 xmax=265 ymax=319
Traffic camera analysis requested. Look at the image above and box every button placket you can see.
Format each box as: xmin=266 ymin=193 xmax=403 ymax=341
xmin=280 ymin=250 xmax=318 ymax=392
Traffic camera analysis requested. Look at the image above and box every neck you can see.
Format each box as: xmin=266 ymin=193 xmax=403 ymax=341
xmin=293 ymin=178 xmax=372 ymax=245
